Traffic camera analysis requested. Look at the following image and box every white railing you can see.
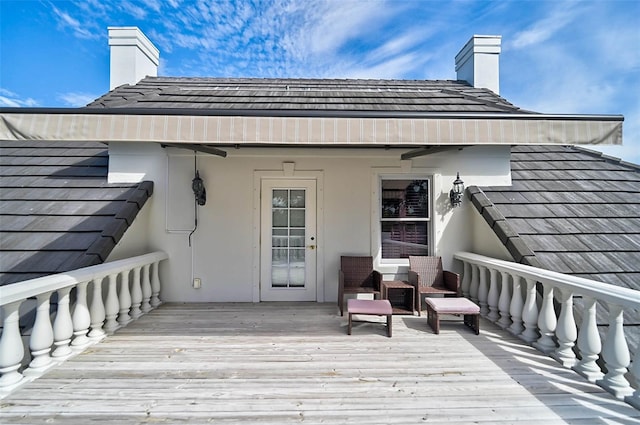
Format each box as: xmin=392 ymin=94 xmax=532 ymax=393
xmin=454 ymin=251 xmax=640 ymax=408
xmin=0 ymin=251 xmax=168 ymax=396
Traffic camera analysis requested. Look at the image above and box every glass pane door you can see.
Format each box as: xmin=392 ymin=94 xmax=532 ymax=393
xmin=271 ymin=189 xmax=306 ymax=288
xmin=260 ymin=178 xmax=316 ymax=302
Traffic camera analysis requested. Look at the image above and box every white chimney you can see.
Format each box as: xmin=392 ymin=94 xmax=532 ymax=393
xmin=455 ymin=35 xmax=501 ymax=95
xmin=108 ymin=27 xmax=159 ymax=90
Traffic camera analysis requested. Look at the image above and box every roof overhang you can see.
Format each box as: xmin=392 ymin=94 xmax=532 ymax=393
xmin=0 ymin=108 xmax=623 ymax=147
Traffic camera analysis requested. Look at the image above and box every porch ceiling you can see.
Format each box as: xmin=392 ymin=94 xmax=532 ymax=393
xmin=0 ymin=110 xmax=623 ymax=146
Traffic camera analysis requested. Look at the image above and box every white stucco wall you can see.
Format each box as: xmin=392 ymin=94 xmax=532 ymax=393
xmin=106 ymin=197 xmax=153 ymax=262
xmin=470 ymin=207 xmax=514 ymax=262
xmin=107 ymin=142 xmax=512 ymax=303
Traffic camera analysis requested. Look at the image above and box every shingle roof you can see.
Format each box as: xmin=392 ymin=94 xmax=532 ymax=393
xmin=0 ymin=141 xmax=153 ymax=286
xmin=472 ymin=145 xmax=640 ymax=291
xmin=86 ymin=77 xmax=523 ymax=113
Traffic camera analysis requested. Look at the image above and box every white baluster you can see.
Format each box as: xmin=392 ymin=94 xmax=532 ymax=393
xmin=71 ymin=280 xmax=91 ymax=350
xmin=130 ymin=266 xmax=143 ymax=320
xmin=24 ymin=292 xmax=54 ymax=374
xmin=477 ymin=266 xmax=489 ymax=316
xmin=598 ymin=303 xmax=633 ymax=398
xmin=88 ymin=277 xmax=106 ymax=340
xmin=461 ymin=261 xmax=471 ymax=298
xmin=553 ymin=288 xmax=577 ymax=367
xmin=469 ymin=264 xmax=479 ymax=304
xmin=534 ymin=283 xmax=556 ymax=354
xmin=0 ymin=301 xmax=25 ymax=389
xmin=497 ymin=271 xmax=512 ymax=329
xmin=508 ymin=274 xmax=524 ymax=335
xmin=118 ymin=270 xmax=132 ymax=326
xmin=103 ymin=273 xmax=120 ymax=334
xmin=626 ymin=347 xmax=640 ymax=409
xmin=487 ymin=268 xmax=500 ymax=322
xmin=52 ymin=287 xmax=73 ymax=359
xmin=521 ymin=278 xmax=539 ymax=343
xmin=574 ymin=296 xmax=603 ymax=382
xmin=151 ymin=261 xmax=162 ymax=308
xmin=141 ymin=264 xmax=152 ymax=313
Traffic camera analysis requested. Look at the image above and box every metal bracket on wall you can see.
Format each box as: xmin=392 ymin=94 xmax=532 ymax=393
xmin=161 ymin=143 xmax=228 ymax=158
xmin=401 ymin=145 xmax=464 ymax=160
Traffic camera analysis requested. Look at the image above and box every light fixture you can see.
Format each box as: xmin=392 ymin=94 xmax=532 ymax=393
xmin=449 ymin=172 xmax=464 ymax=208
xmin=192 ymin=170 xmax=206 ymax=206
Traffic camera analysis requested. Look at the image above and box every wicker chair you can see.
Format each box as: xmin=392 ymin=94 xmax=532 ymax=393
xmin=408 ymin=256 xmax=461 ymax=316
xmin=338 ymin=256 xmax=382 ymax=316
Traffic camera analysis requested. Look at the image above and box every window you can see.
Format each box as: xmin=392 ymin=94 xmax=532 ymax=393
xmin=380 ymin=179 xmax=430 ymax=259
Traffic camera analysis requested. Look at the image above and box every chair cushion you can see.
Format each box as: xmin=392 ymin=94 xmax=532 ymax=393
xmin=347 ymin=299 xmax=392 ymax=315
xmin=425 ymin=297 xmax=479 ymax=314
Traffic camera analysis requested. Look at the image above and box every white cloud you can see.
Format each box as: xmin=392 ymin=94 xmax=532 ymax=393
xmin=0 ymin=88 xmax=39 ymax=107
xmin=509 ymin=3 xmax=580 ymax=50
xmin=58 ymin=92 xmax=98 ymax=107
xmin=343 ymin=52 xmax=422 ymax=80
xmin=0 ymin=88 xmax=18 ymax=98
xmin=140 ymin=0 xmax=162 ymax=13
xmin=301 ymin=1 xmax=390 ymax=56
xmin=366 ymin=30 xmax=426 ymax=64
xmin=50 ymin=3 xmax=97 ymax=39
xmin=120 ymin=1 xmax=148 ymax=19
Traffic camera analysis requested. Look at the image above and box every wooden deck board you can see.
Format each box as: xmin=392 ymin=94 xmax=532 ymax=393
xmin=1 ymin=302 xmax=638 ymax=424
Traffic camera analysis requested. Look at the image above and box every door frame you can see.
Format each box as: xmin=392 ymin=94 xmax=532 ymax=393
xmin=260 ymin=178 xmax=317 ymax=301
xmin=252 ymin=166 xmax=324 ymax=303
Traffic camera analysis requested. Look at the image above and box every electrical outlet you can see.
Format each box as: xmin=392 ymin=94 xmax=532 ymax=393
xmin=193 ymin=278 xmax=201 ymax=289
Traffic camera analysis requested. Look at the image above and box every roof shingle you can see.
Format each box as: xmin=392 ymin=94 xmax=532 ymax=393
xmin=0 ymin=141 xmax=153 ymax=286
xmin=472 ymin=145 xmax=640 ymax=291
xmin=86 ymin=77 xmax=523 ymax=113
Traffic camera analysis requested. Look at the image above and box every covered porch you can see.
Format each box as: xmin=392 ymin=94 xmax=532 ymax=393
xmin=2 ymin=302 xmax=638 ymax=424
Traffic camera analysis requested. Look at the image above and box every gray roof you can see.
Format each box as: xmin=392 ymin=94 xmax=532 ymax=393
xmin=86 ymin=77 xmax=523 ymax=113
xmin=471 ymin=145 xmax=640 ymax=291
xmin=0 ymin=141 xmax=153 ymax=286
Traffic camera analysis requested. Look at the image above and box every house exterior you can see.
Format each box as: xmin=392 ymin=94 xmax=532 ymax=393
xmin=4 ymin=28 xmax=640 ymax=411
xmin=0 ymin=28 xmax=627 ymax=307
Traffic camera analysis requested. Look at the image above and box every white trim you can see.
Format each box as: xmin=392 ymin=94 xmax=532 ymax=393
xmin=107 ymin=172 xmax=146 ymax=184
xmin=370 ymin=167 xmax=441 ymax=275
xmin=252 ymin=169 xmax=324 ymax=303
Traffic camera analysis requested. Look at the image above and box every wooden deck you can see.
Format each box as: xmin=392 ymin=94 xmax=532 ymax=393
xmin=2 ymin=303 xmax=638 ymax=424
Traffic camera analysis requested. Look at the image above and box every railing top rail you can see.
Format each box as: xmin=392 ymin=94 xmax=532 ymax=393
xmin=0 ymin=251 xmax=168 ymax=306
xmin=454 ymin=251 xmax=640 ymax=310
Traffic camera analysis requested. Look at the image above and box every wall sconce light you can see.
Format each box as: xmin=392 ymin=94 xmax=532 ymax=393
xmin=192 ymin=170 xmax=207 ymax=206
xmin=449 ymin=172 xmax=464 ymax=208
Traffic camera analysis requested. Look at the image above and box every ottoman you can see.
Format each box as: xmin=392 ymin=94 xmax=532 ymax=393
xmin=347 ymin=299 xmax=393 ymax=337
xmin=425 ymin=297 xmax=480 ymax=335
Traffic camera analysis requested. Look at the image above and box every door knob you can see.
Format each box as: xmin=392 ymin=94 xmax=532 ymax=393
xmin=307 ymin=245 xmax=316 ymax=250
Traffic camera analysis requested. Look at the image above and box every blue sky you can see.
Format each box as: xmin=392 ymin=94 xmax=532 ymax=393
xmin=1 ymin=0 xmax=639 ymax=163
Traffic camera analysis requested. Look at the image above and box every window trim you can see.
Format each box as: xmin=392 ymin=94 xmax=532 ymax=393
xmin=371 ymin=167 xmax=441 ymax=274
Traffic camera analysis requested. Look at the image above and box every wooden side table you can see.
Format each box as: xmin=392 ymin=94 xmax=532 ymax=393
xmin=381 ymin=281 xmax=415 ymax=315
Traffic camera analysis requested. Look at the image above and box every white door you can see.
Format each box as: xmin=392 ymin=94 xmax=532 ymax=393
xmin=260 ymin=179 xmax=317 ymax=301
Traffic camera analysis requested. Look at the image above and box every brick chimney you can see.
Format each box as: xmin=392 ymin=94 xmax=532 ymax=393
xmin=108 ymin=27 xmax=159 ymax=90
xmin=455 ymin=35 xmax=501 ymax=95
